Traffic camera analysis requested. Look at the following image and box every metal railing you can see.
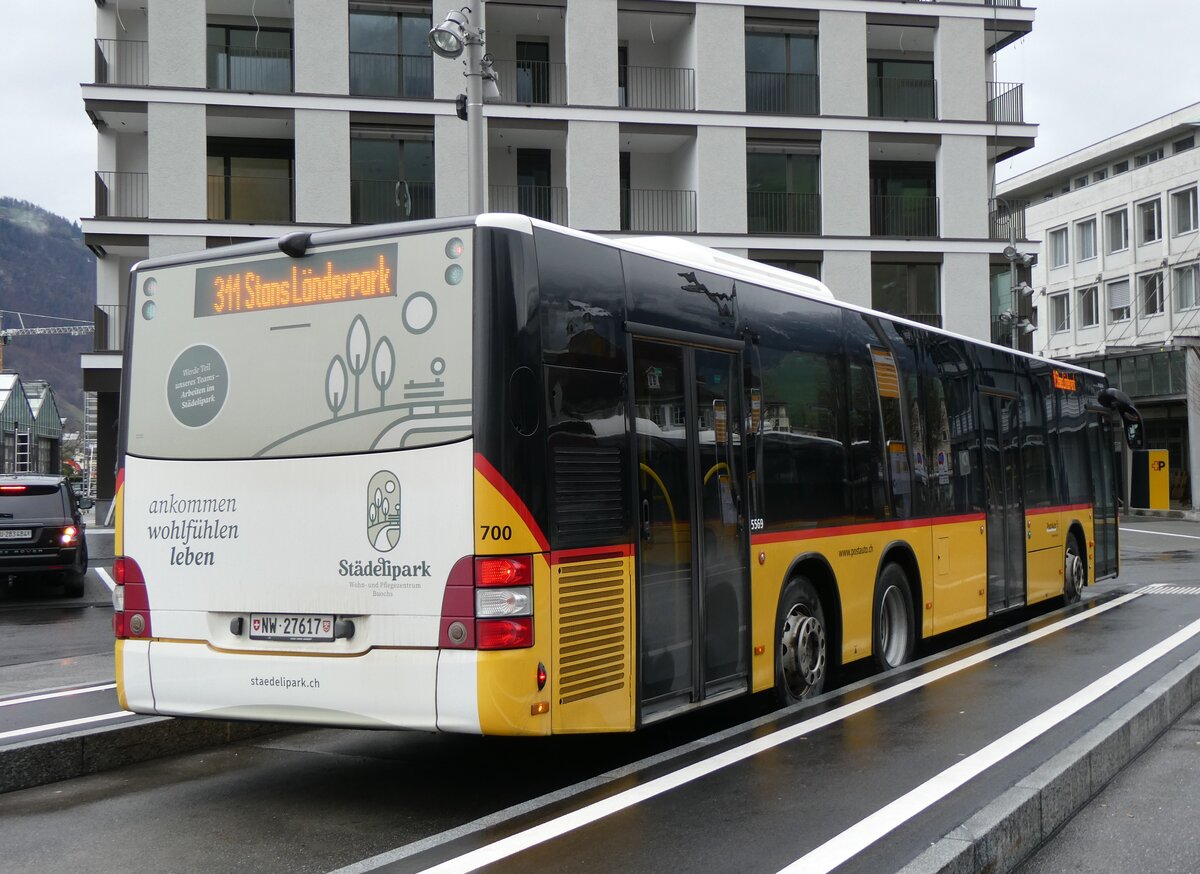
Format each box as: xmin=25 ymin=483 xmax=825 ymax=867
xmin=93 ymin=305 xmax=126 ymax=353
xmin=620 ymin=189 xmax=696 ymax=233
xmin=488 ymin=185 xmax=567 ymax=224
xmin=94 ymin=172 xmax=148 ymax=219
xmin=490 ymin=58 xmax=567 ymax=106
xmin=619 ymin=65 xmax=695 ymax=111
xmin=868 ymin=76 xmax=937 ymax=120
xmin=349 ymin=52 xmax=432 ymax=98
xmin=989 ymin=198 xmax=1028 ymax=241
xmin=870 ymin=195 xmax=939 ymax=237
xmin=207 ymin=175 xmax=293 ymax=222
xmin=95 ymin=39 xmax=148 ymax=85
xmin=350 ymin=179 xmax=435 ymax=224
xmin=745 ymin=72 xmax=820 ymax=115
xmin=207 ymin=44 xmax=293 ymax=93
xmin=747 ymin=192 xmax=821 ymax=235
xmin=987 ymin=81 xmax=1024 ymax=124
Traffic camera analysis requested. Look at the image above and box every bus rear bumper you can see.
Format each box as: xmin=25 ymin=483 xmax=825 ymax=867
xmin=116 ymin=639 xmax=482 ymax=733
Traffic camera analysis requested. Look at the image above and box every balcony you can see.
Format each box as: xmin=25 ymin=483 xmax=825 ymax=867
xmin=619 ymin=66 xmax=695 ymax=111
xmin=94 ymin=172 xmax=148 ymax=219
xmin=491 ymin=59 xmax=567 ymax=106
xmin=489 ymin=185 xmax=567 ymax=224
xmin=94 ymin=305 xmax=126 ymax=353
xmin=868 ymin=77 xmax=937 ymax=120
xmin=349 ymin=52 xmax=432 ymax=98
xmin=987 ymin=82 xmax=1024 ymax=124
xmin=95 ymin=39 xmax=148 ymax=86
xmin=989 ymin=198 xmax=1028 ymax=242
xmin=870 ymin=195 xmax=939 ymax=238
xmin=351 ymin=180 xmax=435 ymax=225
xmin=620 ymin=189 xmax=696 ymax=233
xmin=747 ymin=192 xmax=821 ymax=235
xmin=207 ymin=175 xmax=293 ymax=223
xmin=745 ymin=72 xmax=819 ymax=116
xmin=208 ymin=44 xmax=293 ymax=93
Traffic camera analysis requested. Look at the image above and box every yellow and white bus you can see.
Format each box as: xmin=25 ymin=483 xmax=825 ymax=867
xmin=113 ymin=214 xmax=1140 ymax=734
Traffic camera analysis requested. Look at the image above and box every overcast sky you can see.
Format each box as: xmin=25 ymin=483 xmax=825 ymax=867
xmin=1 ymin=0 xmax=1198 ymax=223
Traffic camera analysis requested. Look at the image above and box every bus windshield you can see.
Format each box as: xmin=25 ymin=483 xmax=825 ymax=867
xmin=125 ymin=228 xmax=473 ymax=460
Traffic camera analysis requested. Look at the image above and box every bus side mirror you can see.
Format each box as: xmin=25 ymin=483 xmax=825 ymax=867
xmin=1098 ymin=387 xmax=1144 ymax=450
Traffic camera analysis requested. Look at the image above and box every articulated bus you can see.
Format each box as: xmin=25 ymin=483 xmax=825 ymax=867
xmin=113 ymin=214 xmax=1141 ymax=734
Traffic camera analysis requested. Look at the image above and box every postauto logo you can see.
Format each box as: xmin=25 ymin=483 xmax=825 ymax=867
xmin=367 ymin=471 xmax=401 ymax=552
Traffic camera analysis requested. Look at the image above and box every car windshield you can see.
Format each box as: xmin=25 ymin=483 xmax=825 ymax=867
xmin=0 ymin=486 xmax=67 ymax=518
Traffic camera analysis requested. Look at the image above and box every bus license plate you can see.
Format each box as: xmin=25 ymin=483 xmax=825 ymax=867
xmin=250 ymin=613 xmax=335 ymax=642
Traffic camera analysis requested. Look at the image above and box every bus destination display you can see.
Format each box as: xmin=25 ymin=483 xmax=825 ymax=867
xmin=194 ymin=245 xmax=397 ymax=318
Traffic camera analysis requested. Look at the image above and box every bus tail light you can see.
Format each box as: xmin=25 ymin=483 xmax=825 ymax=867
xmin=477 ymin=618 xmax=533 ymax=650
xmin=474 ymin=555 xmax=534 ymax=649
xmin=112 ymin=556 xmax=153 ymax=640
xmin=475 ymin=556 xmax=532 ymax=587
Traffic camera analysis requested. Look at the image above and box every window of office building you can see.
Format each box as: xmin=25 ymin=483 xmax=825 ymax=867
xmin=1078 ymin=286 xmax=1099 ymax=328
xmin=1049 ymin=226 xmax=1069 ymax=267
xmin=1173 ymin=187 xmax=1198 ymax=235
xmin=1113 ymin=160 xmax=1129 ymax=175
xmin=1108 ymin=278 xmax=1131 ymax=322
xmin=1076 ymin=218 xmax=1096 ymax=261
xmin=1140 ymin=272 xmax=1164 ymax=317
xmin=1176 ymin=263 xmax=1199 ymax=310
xmin=1105 ymin=208 xmax=1129 ymax=253
xmin=1138 ymin=199 xmax=1162 ymax=244
xmin=871 ymin=262 xmax=940 ymax=325
xmin=1174 ymin=135 xmax=1195 ymax=154
xmin=1135 ymin=147 xmax=1164 ymax=167
xmin=1093 ymin=168 xmax=1108 ymax=183
xmin=1049 ymin=293 xmax=1070 ymax=333
xmin=1073 ymin=176 xmax=1088 ymax=190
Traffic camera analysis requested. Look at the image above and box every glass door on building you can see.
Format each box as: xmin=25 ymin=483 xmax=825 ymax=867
xmin=350 ymin=134 xmax=434 ymax=223
xmin=348 ymin=10 xmax=432 ymax=97
xmin=516 ymin=40 xmax=550 ymax=104
xmin=633 ymin=339 xmax=750 ymax=720
xmin=517 ymin=149 xmax=552 ymax=221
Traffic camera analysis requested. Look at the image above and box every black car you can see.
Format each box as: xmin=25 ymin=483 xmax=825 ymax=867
xmin=0 ymin=474 xmax=94 ymax=597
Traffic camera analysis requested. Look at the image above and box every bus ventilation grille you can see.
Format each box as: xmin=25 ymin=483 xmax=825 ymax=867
xmin=555 ymin=555 xmax=629 ymax=706
xmin=553 ymin=446 xmax=624 ymax=541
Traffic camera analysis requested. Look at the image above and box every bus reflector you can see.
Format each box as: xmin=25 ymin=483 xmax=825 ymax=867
xmin=476 ymin=555 xmax=532 ymax=587
xmin=477 ymin=617 xmax=533 ymax=650
xmin=112 ymin=556 xmax=153 ymax=640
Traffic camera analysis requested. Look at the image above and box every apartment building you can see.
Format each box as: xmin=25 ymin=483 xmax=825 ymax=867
xmin=82 ymin=0 xmax=1036 ymax=516
xmin=998 ymin=103 xmax=1200 ymax=509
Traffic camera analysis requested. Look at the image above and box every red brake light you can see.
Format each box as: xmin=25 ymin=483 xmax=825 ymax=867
xmin=112 ymin=556 xmax=151 ymax=640
xmin=476 ymin=556 xmax=532 ymax=587
xmin=477 ymin=617 xmax=533 ymax=650
xmin=0 ymin=485 xmax=26 ymax=493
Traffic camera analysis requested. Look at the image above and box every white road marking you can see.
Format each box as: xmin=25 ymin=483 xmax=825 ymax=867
xmin=338 ymin=591 xmax=1146 ymax=874
xmin=780 ymin=613 xmax=1200 ymax=873
xmin=0 ymin=684 xmax=117 ymax=708
xmin=0 ymin=710 xmax=135 ymax=742
xmin=96 ymin=567 xmax=116 ymax=592
xmin=1120 ymin=527 xmax=1200 ymax=541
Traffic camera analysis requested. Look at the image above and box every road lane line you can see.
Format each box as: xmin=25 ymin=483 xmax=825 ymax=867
xmin=0 ymin=684 xmax=117 ymax=708
xmin=335 ymin=591 xmax=1145 ymax=874
xmin=96 ymin=567 xmax=116 ymax=592
xmin=0 ymin=711 xmax=135 ymax=743
xmin=1120 ymin=527 xmax=1200 ymax=541
xmin=779 ymin=612 xmax=1200 ymax=874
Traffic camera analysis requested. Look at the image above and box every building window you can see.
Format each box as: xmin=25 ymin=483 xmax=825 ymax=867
xmin=1076 ymin=218 xmax=1096 ymax=261
xmin=207 ymin=25 xmax=293 ymax=93
xmin=1049 ymin=293 xmax=1070 ymax=333
xmin=1175 ymin=263 xmax=1199 ymax=310
xmin=871 ymin=262 xmax=940 ymax=325
xmin=1105 ymin=208 xmax=1129 ymax=254
xmin=1134 ymin=147 xmax=1164 ymax=167
xmin=1093 ymin=168 xmax=1108 ymax=183
xmin=206 ymin=139 xmax=294 ymax=222
xmin=1138 ymin=199 xmax=1162 ymax=244
xmin=1049 ymin=226 xmax=1069 ymax=267
xmin=1073 ymin=175 xmax=1088 ymax=190
xmin=867 ymin=58 xmax=935 ymax=119
xmin=1078 ymin=285 xmax=1099 ymax=327
xmin=350 ymin=129 xmax=434 ymax=224
xmin=745 ymin=31 xmax=819 ymax=115
xmin=1140 ymin=272 xmax=1164 ymax=317
xmin=1174 ymin=135 xmax=1195 ymax=154
xmin=1113 ymin=160 xmax=1129 ymax=175
xmin=747 ymin=150 xmax=820 ymax=234
xmin=1173 ymin=187 xmax=1198 ymax=234
xmin=349 ymin=10 xmax=433 ymax=98
xmin=1107 ymin=278 xmax=1131 ymax=322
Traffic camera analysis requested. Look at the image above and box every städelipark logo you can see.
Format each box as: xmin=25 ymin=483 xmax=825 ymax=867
xmin=367 ymin=471 xmax=401 ymax=551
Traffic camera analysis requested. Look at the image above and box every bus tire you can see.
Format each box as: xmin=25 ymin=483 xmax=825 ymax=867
xmin=773 ymin=576 xmax=828 ymax=707
xmin=872 ymin=563 xmax=914 ymax=673
xmin=1064 ymin=533 xmax=1086 ymax=605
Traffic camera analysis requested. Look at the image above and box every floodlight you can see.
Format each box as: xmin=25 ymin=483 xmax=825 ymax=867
xmin=429 ymin=8 xmax=471 ymax=58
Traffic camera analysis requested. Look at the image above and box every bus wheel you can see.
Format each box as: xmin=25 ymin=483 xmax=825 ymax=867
xmin=872 ymin=563 xmax=914 ymax=672
xmin=1064 ymin=534 xmax=1086 ymax=605
xmin=774 ymin=577 xmax=828 ymax=706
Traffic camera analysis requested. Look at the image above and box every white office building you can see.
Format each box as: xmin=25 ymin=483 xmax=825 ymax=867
xmin=998 ymin=103 xmax=1200 ymax=509
xmin=82 ymin=0 xmax=1037 ymax=515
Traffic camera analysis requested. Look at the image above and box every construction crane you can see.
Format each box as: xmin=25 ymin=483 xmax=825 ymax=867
xmin=0 ymin=311 xmax=94 ymax=371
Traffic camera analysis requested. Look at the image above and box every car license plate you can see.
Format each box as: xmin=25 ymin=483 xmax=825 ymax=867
xmin=0 ymin=529 xmax=31 ymax=540
xmin=249 ymin=613 xmax=335 ymax=642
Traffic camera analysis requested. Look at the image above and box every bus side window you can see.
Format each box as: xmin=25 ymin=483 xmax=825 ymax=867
xmin=848 ymin=360 xmax=886 ymax=520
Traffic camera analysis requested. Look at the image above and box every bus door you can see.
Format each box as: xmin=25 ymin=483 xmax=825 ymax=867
xmin=980 ymin=390 xmax=1026 ymax=612
xmin=1089 ymin=409 xmax=1119 ymax=579
xmin=632 ymin=338 xmax=750 ymax=720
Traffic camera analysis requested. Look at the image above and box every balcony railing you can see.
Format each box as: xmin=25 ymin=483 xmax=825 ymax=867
xmin=490 ymin=59 xmax=567 ymax=106
xmin=620 ymin=189 xmax=696 ymax=233
xmin=489 ymin=185 xmax=567 ymax=224
xmin=745 ymin=72 xmax=819 ymax=116
xmin=870 ymin=195 xmax=939 ymax=237
xmin=208 ymin=44 xmax=293 ymax=93
xmin=95 ymin=39 xmax=148 ymax=85
xmin=989 ymin=198 xmax=1029 ymax=241
xmin=351 ymin=179 xmax=435 ymax=224
xmin=987 ymin=81 xmax=1024 ymax=124
xmin=868 ymin=76 xmax=937 ymax=120
xmin=747 ymin=192 xmax=821 ymax=235
xmin=619 ymin=65 xmax=695 ymax=111
xmin=349 ymin=52 xmax=432 ymax=98
xmin=207 ymin=175 xmax=293 ymax=222
xmin=95 ymin=172 xmax=148 ymax=219
xmin=94 ymin=305 xmax=126 ymax=353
